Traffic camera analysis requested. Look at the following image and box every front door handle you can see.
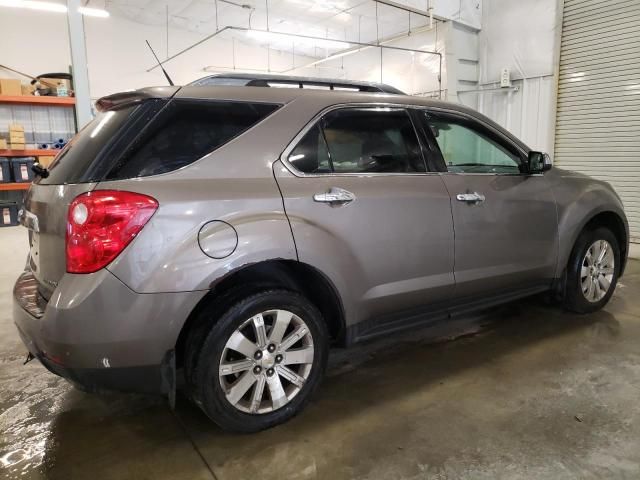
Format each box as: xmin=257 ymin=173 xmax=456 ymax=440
xmin=313 ymin=187 xmax=356 ymax=205
xmin=456 ymin=192 xmax=485 ymax=204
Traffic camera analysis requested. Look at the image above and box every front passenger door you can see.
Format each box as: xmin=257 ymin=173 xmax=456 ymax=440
xmin=422 ymin=109 xmax=558 ymax=300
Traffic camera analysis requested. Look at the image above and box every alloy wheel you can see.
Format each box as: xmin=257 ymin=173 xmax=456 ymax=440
xmin=218 ymin=309 xmax=315 ymax=414
xmin=581 ymin=239 xmax=615 ymax=303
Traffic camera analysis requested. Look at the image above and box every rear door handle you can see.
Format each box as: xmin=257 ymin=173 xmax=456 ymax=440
xmin=456 ymin=192 xmax=485 ymax=204
xmin=313 ymin=187 xmax=356 ymax=205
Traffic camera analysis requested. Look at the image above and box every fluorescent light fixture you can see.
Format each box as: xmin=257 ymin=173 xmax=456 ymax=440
xmin=245 ymin=29 xmax=350 ymax=50
xmin=0 ymin=0 xmax=66 ymax=12
xmin=79 ymin=6 xmax=109 ymax=17
xmin=0 ymin=0 xmax=109 ymax=17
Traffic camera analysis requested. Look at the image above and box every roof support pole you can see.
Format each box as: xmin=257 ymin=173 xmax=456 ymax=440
xmin=66 ymin=0 xmax=93 ymax=127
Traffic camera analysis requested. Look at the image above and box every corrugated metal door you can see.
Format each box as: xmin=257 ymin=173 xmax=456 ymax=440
xmin=555 ymin=0 xmax=640 ymax=242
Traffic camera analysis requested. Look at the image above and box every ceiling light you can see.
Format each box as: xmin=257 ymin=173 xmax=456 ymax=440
xmin=0 ymin=0 xmax=66 ymax=13
xmin=78 ymin=6 xmax=109 ymax=17
xmin=245 ymin=29 xmax=350 ymax=50
xmin=0 ymin=0 xmax=109 ymax=17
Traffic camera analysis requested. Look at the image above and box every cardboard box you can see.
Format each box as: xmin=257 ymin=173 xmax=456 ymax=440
xmin=21 ymin=84 xmax=35 ymax=96
xmin=38 ymin=155 xmax=56 ymax=168
xmin=10 ymin=134 xmax=25 ymax=144
xmin=0 ymin=79 xmax=21 ymax=96
xmin=9 ymin=124 xmax=24 ymax=133
xmin=9 ymin=143 xmax=25 ymax=150
xmin=0 ymin=139 xmax=6 ymax=149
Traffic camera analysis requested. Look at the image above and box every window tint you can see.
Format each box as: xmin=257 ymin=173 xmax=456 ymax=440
xmin=323 ymin=109 xmax=425 ymax=173
xmin=288 ymin=124 xmax=332 ymax=173
xmin=287 ymin=108 xmax=426 ymax=174
xmin=39 ymin=105 xmax=139 ymax=185
xmin=426 ymin=113 xmax=521 ymax=174
xmin=106 ymin=100 xmax=279 ymax=180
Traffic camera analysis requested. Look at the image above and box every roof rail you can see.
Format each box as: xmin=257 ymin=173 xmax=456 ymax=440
xmin=190 ymin=73 xmax=405 ymax=94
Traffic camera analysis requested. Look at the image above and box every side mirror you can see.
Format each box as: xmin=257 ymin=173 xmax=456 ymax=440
xmin=527 ymin=151 xmax=552 ymax=174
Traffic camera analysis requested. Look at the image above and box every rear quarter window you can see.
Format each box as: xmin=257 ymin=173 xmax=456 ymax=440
xmin=106 ymin=100 xmax=280 ymax=180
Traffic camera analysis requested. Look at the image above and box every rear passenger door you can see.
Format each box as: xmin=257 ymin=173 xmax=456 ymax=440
xmin=273 ymin=106 xmax=455 ymax=337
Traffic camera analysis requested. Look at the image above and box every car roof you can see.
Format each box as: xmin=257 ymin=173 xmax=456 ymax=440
xmin=189 ymin=73 xmax=405 ymax=94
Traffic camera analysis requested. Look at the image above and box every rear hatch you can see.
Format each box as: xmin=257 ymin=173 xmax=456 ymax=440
xmin=22 ymin=88 xmax=178 ymax=299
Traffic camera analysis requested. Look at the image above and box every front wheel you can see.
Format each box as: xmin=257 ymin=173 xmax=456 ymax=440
xmin=190 ymin=290 xmax=328 ymax=433
xmin=563 ymin=227 xmax=620 ymax=314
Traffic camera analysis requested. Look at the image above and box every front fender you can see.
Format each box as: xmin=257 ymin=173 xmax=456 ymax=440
xmin=549 ymin=169 xmax=628 ymax=277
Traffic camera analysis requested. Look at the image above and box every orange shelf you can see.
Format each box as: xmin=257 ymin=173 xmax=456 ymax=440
xmin=0 ymin=149 xmax=59 ymax=157
xmin=0 ymin=182 xmax=30 ymax=191
xmin=0 ymin=95 xmax=75 ymax=106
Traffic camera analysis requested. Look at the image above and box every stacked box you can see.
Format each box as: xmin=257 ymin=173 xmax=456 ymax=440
xmin=10 ymin=157 xmax=35 ymax=182
xmin=0 ymin=79 xmax=21 ymax=96
xmin=0 ymin=203 xmax=18 ymax=227
xmin=38 ymin=155 xmax=56 ymax=168
xmin=9 ymin=124 xmax=25 ymax=150
xmin=0 ymin=139 xmax=6 ymax=149
xmin=0 ymin=157 xmax=11 ymax=182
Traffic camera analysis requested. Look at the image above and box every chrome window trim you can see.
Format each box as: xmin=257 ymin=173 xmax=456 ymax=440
xmin=279 ymin=102 xmax=441 ymax=178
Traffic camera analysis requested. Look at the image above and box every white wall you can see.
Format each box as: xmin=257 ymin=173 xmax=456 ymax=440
xmin=465 ymin=0 xmax=559 ymax=154
xmin=289 ymin=26 xmax=445 ymax=97
xmin=0 ymin=9 xmax=315 ymax=100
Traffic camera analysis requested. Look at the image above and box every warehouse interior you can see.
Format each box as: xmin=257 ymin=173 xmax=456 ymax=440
xmin=1 ymin=0 xmax=640 ymax=478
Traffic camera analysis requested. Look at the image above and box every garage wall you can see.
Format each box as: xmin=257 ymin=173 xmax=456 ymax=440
xmin=0 ymin=9 xmax=315 ymax=99
xmin=289 ymin=26 xmax=445 ymax=97
xmin=554 ymin=0 xmax=640 ymax=242
xmin=461 ymin=0 xmax=559 ymax=154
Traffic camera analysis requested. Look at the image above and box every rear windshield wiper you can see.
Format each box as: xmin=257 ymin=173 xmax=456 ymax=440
xmin=32 ymin=162 xmax=49 ymax=179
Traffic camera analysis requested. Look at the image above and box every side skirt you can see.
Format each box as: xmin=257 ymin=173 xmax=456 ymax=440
xmin=348 ymin=281 xmax=553 ymax=344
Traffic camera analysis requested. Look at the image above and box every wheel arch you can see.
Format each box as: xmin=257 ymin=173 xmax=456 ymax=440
xmin=175 ymin=259 xmax=346 ymax=369
xmin=563 ymin=210 xmax=629 ymax=279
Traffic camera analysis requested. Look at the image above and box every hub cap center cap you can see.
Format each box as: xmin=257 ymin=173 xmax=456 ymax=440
xmin=258 ymin=350 xmax=276 ymax=369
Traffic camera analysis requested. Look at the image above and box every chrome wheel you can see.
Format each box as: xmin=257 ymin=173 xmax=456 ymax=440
xmin=581 ymin=239 xmax=615 ymax=303
xmin=218 ymin=309 xmax=314 ymax=414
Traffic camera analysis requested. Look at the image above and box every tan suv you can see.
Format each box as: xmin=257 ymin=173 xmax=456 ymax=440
xmin=14 ymin=74 xmax=628 ymax=432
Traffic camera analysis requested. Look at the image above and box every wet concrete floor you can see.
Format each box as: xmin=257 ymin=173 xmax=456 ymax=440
xmin=1 ymin=226 xmax=640 ymax=479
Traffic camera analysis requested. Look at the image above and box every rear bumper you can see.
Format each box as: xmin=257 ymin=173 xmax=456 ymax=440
xmin=13 ymin=269 xmax=205 ymax=394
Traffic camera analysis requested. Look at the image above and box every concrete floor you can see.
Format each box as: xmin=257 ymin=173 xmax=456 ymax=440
xmin=1 ymin=226 xmax=640 ymax=480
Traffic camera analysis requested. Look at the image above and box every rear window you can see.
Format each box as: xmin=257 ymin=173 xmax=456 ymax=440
xmin=39 ymin=99 xmax=279 ymax=184
xmin=40 ymin=105 xmax=140 ymax=185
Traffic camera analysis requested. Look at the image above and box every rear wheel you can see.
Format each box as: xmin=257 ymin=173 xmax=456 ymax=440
xmin=563 ymin=227 xmax=620 ymax=313
xmin=189 ymin=290 xmax=328 ymax=432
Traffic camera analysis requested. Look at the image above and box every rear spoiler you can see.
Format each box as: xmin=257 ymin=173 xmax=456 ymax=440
xmin=95 ymin=86 xmax=180 ymax=112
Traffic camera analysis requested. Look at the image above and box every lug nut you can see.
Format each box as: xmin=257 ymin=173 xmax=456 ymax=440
xmin=275 ymin=354 xmax=283 ymax=363
xmin=254 ymin=350 xmax=263 ymax=360
xmin=267 ymin=344 xmax=276 ymax=353
xmin=253 ymin=366 xmax=262 ymax=375
xmin=267 ymin=368 xmax=275 ymax=377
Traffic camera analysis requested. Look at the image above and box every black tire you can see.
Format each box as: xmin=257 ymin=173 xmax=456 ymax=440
xmin=189 ymin=289 xmax=328 ymax=433
xmin=563 ymin=227 xmax=620 ymax=314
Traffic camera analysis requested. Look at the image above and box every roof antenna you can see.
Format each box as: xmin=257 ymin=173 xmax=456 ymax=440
xmin=146 ymin=40 xmax=174 ymax=86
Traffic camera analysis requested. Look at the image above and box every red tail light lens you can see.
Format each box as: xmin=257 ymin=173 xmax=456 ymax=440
xmin=66 ymin=190 xmax=158 ymax=274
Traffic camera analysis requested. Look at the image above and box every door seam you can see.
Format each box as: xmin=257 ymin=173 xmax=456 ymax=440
xmin=271 ymin=159 xmax=300 ymax=262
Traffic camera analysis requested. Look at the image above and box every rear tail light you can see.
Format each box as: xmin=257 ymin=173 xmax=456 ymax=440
xmin=66 ymin=190 xmax=158 ymax=274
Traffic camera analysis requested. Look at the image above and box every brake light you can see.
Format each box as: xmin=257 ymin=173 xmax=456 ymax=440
xmin=66 ymin=190 xmax=158 ymax=274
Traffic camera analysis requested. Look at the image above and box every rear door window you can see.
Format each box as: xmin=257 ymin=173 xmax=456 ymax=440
xmin=106 ymin=100 xmax=280 ymax=180
xmin=288 ymin=108 xmax=426 ymax=174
